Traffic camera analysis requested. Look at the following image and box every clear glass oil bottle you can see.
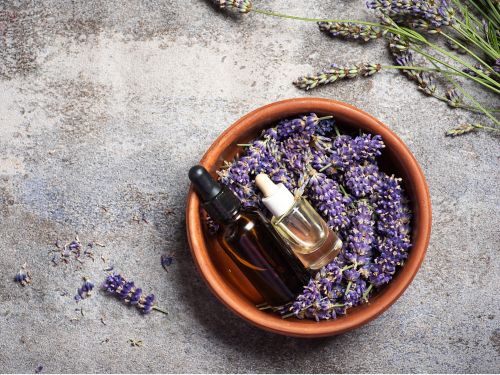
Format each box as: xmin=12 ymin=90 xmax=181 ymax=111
xmin=256 ymin=174 xmax=342 ymax=270
xmin=272 ymin=198 xmax=342 ymax=270
xmin=189 ymin=165 xmax=310 ymax=307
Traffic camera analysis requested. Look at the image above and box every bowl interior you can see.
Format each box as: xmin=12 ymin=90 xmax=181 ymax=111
xmin=187 ymin=98 xmax=431 ymax=337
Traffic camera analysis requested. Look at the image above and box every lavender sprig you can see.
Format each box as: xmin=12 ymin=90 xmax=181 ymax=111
xmin=366 ymin=0 xmax=456 ymax=28
xmin=102 ymin=273 xmax=168 ymax=315
xmin=210 ymin=0 xmax=252 ymax=13
xmin=318 ymin=22 xmax=385 ymax=41
xmin=75 ymin=278 xmax=94 ymax=301
xmin=294 ymin=63 xmax=382 ymax=90
xmin=445 ymin=121 xmax=500 ymax=135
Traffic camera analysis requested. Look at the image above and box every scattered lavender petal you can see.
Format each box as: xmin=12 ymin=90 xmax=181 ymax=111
xmin=161 ymin=254 xmax=174 ymax=271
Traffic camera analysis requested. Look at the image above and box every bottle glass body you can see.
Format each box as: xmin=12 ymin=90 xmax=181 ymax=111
xmin=218 ymin=208 xmax=310 ymax=307
xmin=271 ymin=198 xmax=342 ymax=270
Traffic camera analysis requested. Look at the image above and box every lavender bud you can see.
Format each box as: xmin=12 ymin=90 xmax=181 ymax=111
xmin=294 ymin=63 xmax=382 ymax=90
xmin=102 ymin=273 xmax=167 ymax=315
xmin=210 ymin=0 xmax=252 ymax=13
xmin=318 ymin=22 xmax=385 ymax=42
xmin=75 ymin=280 xmax=94 ymax=301
xmin=445 ymin=123 xmax=479 ymax=136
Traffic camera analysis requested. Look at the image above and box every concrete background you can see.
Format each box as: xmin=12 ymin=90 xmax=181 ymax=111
xmin=0 ymin=0 xmax=499 ymax=373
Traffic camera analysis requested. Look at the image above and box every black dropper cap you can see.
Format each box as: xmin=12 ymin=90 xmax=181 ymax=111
xmin=189 ymin=165 xmax=241 ymax=224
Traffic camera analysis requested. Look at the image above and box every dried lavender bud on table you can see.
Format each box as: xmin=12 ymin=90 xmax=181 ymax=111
xmin=102 ymin=273 xmax=168 ymax=315
xmin=75 ymin=278 xmax=94 ymax=301
xmin=14 ymin=264 xmax=32 ymax=287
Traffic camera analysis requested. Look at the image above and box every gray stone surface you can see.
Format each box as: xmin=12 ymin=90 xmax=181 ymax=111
xmin=0 ymin=0 xmax=499 ymax=373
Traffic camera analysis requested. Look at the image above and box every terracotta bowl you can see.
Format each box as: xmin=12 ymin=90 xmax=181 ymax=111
xmin=186 ymin=98 xmax=431 ymax=338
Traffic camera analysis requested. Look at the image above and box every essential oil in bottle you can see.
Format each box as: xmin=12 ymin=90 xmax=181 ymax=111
xmin=189 ymin=165 xmax=310 ymax=307
xmin=255 ymin=173 xmax=342 ymax=270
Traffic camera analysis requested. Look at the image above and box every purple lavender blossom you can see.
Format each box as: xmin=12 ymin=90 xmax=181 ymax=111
xmin=75 ymin=280 xmax=94 ymax=301
xmin=344 ymin=162 xmax=380 ymax=198
xmin=344 ymin=201 xmax=375 ymax=265
xmin=332 ymin=134 xmax=385 ymax=169
xmin=102 ymin=273 xmax=167 ymax=315
xmin=14 ymin=268 xmax=32 ymax=287
xmin=367 ymin=0 xmax=455 ymax=28
xmin=161 ymin=254 xmax=174 ymax=271
xmin=307 ymin=169 xmax=352 ymax=232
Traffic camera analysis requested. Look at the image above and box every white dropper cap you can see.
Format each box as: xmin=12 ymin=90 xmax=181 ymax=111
xmin=255 ymin=174 xmax=295 ymax=218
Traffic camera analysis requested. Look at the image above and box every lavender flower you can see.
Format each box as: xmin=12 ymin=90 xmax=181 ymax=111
xmin=307 ymin=169 xmax=352 ymax=232
xmin=344 ymin=278 xmax=367 ymax=307
xmin=344 ymin=162 xmax=380 ymax=198
xmin=416 ymin=72 xmax=436 ymax=96
xmin=318 ymin=22 xmax=385 ymax=41
xmin=14 ymin=266 xmax=32 ymax=287
xmin=75 ymin=279 xmax=94 ymax=301
xmin=445 ymin=88 xmax=462 ymax=107
xmin=294 ymin=63 xmax=382 ymax=90
xmin=445 ymin=123 xmax=479 ymax=136
xmin=493 ymin=59 xmax=500 ymax=74
xmin=161 ymin=254 xmax=174 ymax=271
xmin=389 ymin=34 xmax=410 ymax=53
xmin=463 ymin=63 xmax=492 ymax=77
xmin=102 ymin=273 xmax=167 ymax=315
xmin=344 ymin=201 xmax=375 ymax=265
xmin=332 ymin=134 xmax=385 ymax=169
xmin=367 ymin=0 xmax=455 ymax=28
xmin=445 ymin=39 xmax=467 ymax=54
xmin=210 ymin=0 xmax=252 ymax=13
xmin=390 ymin=41 xmax=440 ymax=97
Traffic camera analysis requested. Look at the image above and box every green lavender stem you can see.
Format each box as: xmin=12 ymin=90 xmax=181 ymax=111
xmin=423 ymin=57 xmax=500 ymax=127
xmin=410 ymin=45 xmax=500 ymax=94
xmin=431 ymin=93 xmax=500 ymax=113
xmin=444 ymin=73 xmax=500 ymax=127
xmin=152 ymin=305 xmax=169 ymax=315
xmin=439 ymin=30 xmax=498 ymax=76
xmin=414 ymin=36 xmax=500 ymax=90
xmin=452 ymin=21 xmax=499 ymax=61
xmin=362 ymin=284 xmax=373 ymax=302
xmin=461 ymin=0 xmax=498 ymax=26
xmin=345 ymin=281 xmax=352 ymax=296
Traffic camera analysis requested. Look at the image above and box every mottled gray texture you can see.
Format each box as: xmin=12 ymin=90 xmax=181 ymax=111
xmin=0 ymin=0 xmax=499 ymax=373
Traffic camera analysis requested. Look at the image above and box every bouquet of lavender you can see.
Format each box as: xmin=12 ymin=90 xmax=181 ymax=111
xmin=215 ymin=113 xmax=411 ymax=321
xmin=215 ymin=0 xmax=500 ymax=137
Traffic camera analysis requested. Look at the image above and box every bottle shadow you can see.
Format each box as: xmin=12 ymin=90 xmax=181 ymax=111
xmin=168 ymin=214 xmax=352 ymax=367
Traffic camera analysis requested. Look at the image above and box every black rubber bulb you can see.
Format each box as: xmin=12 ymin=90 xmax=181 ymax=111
xmin=188 ymin=165 xmax=241 ymax=223
xmin=188 ymin=165 xmax=222 ymax=202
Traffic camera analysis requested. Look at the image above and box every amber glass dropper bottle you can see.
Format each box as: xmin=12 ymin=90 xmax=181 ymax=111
xmin=189 ymin=165 xmax=310 ymax=307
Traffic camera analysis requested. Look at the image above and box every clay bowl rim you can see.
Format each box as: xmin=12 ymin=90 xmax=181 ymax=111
xmin=186 ymin=97 xmax=432 ymax=338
